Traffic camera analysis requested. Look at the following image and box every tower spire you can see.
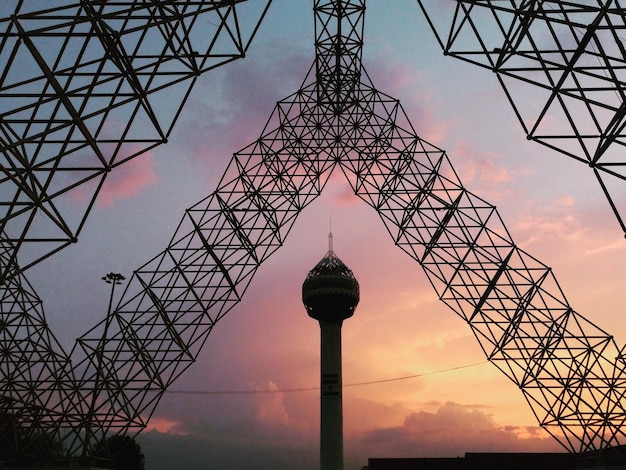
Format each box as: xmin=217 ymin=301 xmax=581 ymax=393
xmin=329 ymin=216 xmax=334 ymax=253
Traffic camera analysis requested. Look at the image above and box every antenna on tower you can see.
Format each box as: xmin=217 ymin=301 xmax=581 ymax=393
xmin=329 ymin=215 xmax=333 ymax=253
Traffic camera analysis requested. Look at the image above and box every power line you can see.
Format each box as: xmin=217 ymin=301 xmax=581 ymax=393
xmin=166 ymin=360 xmax=488 ymax=396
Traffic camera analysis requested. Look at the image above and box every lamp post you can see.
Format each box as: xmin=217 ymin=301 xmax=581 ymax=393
xmin=101 ymin=273 xmax=126 ymax=318
xmin=83 ymin=273 xmax=125 ymax=460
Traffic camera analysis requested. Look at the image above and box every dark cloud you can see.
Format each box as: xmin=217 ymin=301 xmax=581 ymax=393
xmin=170 ymin=43 xmax=312 ymax=176
xmin=353 ymin=401 xmax=561 ymax=458
xmin=139 ymin=400 xmax=562 ymax=470
xmin=138 ymin=429 xmax=319 ymax=470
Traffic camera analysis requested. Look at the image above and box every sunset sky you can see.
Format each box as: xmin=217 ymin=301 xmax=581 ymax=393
xmin=23 ymin=1 xmax=626 ymax=469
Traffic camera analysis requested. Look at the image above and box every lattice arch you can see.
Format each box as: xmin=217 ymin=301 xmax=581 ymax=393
xmin=71 ymin=0 xmax=626 ymax=455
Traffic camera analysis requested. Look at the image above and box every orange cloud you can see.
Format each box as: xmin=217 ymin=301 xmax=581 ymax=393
xmin=145 ymin=416 xmax=188 ymax=436
xmin=253 ymin=381 xmax=290 ymax=427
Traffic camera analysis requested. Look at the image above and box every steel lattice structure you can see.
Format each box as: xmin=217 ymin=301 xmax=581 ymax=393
xmin=1 ymin=0 xmax=626 ymax=463
xmin=417 ymin=0 xmax=626 ymax=235
xmin=0 ymin=0 xmax=271 ymax=281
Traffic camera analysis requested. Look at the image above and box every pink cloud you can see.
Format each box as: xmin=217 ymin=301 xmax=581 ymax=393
xmin=253 ymin=381 xmax=291 ymax=427
xmin=145 ymin=417 xmax=188 ymax=436
xmin=96 ymin=152 xmax=158 ymax=207
xmin=66 ymin=151 xmax=158 ymax=208
xmin=448 ymin=139 xmax=533 ymax=205
xmin=367 ymin=52 xmax=449 ymax=144
xmin=453 ymin=141 xmax=515 ymax=184
xmin=327 ymin=172 xmax=360 ymax=206
xmin=513 ymin=210 xmax=584 ymax=248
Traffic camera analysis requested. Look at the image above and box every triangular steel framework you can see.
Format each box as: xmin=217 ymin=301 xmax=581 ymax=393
xmin=417 ymin=0 xmax=626 ymax=235
xmin=2 ymin=0 xmax=626 ymax=462
xmin=0 ymin=0 xmax=272 ymax=280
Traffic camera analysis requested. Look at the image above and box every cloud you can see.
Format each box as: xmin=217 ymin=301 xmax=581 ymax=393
xmin=145 ymin=417 xmax=187 ymax=436
xmin=68 ymin=151 xmax=158 ymax=208
xmin=97 ymin=152 xmax=158 ymax=207
xmin=138 ymin=429 xmax=318 ymax=470
xmin=327 ymin=172 xmax=361 ymax=206
xmin=354 ymin=401 xmax=561 ymax=458
xmin=447 ymin=140 xmax=533 ymax=205
xmin=172 ymin=46 xmax=312 ymax=177
xmin=366 ymin=53 xmax=448 ymax=144
xmin=253 ymin=381 xmax=291 ymax=428
xmin=453 ymin=141 xmax=515 ymax=184
xmin=514 ymin=212 xmax=583 ymax=246
xmin=138 ymin=400 xmax=561 ymax=470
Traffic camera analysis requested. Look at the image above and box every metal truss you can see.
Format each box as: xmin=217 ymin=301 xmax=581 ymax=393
xmin=416 ymin=0 xmax=626 ymax=235
xmin=0 ymin=0 xmax=272 ymax=282
xmin=0 ymin=239 xmax=84 ymax=464
xmin=2 ymin=0 xmax=626 ymax=463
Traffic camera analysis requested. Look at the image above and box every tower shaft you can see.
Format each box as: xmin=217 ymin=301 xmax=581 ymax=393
xmin=319 ymin=319 xmax=344 ymax=470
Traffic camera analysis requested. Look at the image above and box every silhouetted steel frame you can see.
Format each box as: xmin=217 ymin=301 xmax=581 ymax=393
xmin=0 ymin=0 xmax=274 ymax=460
xmin=416 ymin=0 xmax=626 ymax=235
xmin=71 ymin=0 xmax=626 ymax=455
xmin=0 ymin=0 xmax=272 ymax=281
xmin=2 ymin=0 xmax=626 ymax=462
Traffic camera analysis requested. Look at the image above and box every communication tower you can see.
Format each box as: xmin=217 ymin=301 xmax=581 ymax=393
xmin=302 ymin=233 xmax=360 ymax=470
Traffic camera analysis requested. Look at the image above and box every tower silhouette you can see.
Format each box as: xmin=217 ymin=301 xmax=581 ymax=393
xmin=303 ymin=233 xmax=359 ymax=470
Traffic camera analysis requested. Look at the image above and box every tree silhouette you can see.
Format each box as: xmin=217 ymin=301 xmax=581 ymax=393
xmin=95 ymin=435 xmax=146 ymax=470
xmin=0 ymin=412 xmax=62 ymax=466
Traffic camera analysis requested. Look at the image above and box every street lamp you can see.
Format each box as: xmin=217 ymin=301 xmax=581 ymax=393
xmin=83 ymin=273 xmax=126 ymax=460
xmin=101 ymin=273 xmax=126 ymax=317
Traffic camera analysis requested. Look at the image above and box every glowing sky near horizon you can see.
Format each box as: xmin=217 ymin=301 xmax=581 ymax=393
xmin=23 ymin=1 xmax=626 ymax=469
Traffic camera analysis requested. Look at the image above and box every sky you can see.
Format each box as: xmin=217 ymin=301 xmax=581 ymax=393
xmin=21 ymin=1 xmax=626 ymax=469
